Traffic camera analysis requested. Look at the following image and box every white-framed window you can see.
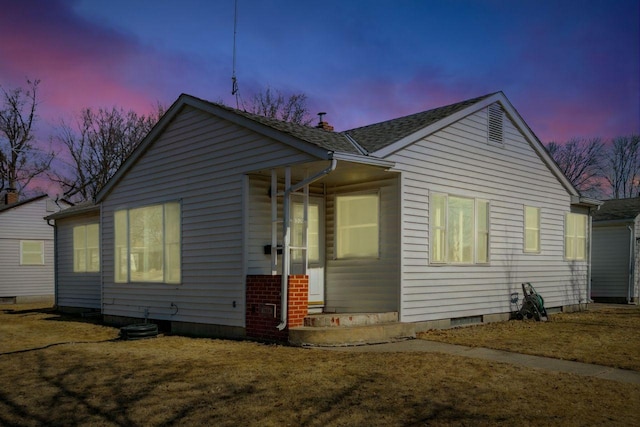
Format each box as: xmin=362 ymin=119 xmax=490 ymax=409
xmin=336 ymin=192 xmax=379 ymax=259
xmin=565 ymin=213 xmax=587 ymax=261
xmin=524 ymin=206 xmax=540 ymax=253
xmin=115 ymin=202 xmax=181 ymax=284
xmin=20 ymin=240 xmax=44 ymax=265
xmin=73 ymin=224 xmax=100 ymax=272
xmin=430 ymin=193 xmax=489 ymax=264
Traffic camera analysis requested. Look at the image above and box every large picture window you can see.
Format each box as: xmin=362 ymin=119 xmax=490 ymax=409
xmin=115 ymin=202 xmax=181 ymax=284
xmin=430 ymin=194 xmax=489 ymax=264
xmin=336 ymin=193 xmax=379 ymax=258
xmin=524 ymin=206 xmax=540 ymax=253
xmin=565 ymin=213 xmax=587 ymax=261
xmin=73 ymin=224 xmax=100 ymax=272
xmin=20 ymin=240 xmax=44 ymax=265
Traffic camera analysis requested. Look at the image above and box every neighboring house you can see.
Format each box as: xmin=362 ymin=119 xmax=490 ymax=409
xmin=0 ymin=193 xmax=70 ymax=304
xmin=591 ymin=197 xmax=640 ymax=303
xmin=45 ymin=203 xmax=101 ymax=312
xmin=54 ymin=91 xmax=601 ymax=344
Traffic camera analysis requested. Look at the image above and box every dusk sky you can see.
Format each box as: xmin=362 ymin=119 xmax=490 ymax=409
xmin=1 ymin=0 xmax=639 ymax=148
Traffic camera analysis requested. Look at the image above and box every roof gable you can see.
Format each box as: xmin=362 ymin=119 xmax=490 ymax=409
xmin=96 ymin=94 xmax=364 ymax=202
xmin=345 ymin=91 xmax=580 ymax=198
xmin=0 ymin=194 xmax=48 ymax=213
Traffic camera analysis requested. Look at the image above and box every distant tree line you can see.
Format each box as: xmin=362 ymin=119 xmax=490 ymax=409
xmin=0 ymin=79 xmax=312 ymax=203
xmin=546 ymin=135 xmax=640 ymax=199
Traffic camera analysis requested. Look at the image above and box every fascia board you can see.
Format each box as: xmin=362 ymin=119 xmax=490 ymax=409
xmin=331 ymin=152 xmax=395 ymax=168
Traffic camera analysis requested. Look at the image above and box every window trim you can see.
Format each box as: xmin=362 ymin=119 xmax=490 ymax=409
xmin=565 ymin=212 xmax=587 ymax=261
xmin=429 ymin=193 xmax=490 ymax=265
xmin=20 ymin=240 xmax=45 ymax=265
xmin=523 ymin=206 xmax=541 ymax=254
xmin=335 ymin=191 xmax=380 ymax=259
xmin=114 ymin=201 xmax=182 ymax=284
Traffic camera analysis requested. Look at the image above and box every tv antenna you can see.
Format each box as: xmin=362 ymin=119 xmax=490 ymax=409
xmin=231 ymin=0 xmax=240 ymax=108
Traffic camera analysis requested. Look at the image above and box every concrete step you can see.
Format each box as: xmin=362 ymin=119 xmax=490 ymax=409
xmin=303 ymin=312 xmax=398 ymax=327
xmin=289 ymin=321 xmax=415 ymax=347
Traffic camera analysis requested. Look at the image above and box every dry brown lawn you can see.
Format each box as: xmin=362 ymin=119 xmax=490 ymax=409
xmin=419 ymin=304 xmax=640 ymax=371
xmin=0 ymin=303 xmax=638 ymax=426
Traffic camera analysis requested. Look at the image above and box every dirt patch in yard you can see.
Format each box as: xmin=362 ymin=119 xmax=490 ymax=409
xmin=419 ymin=304 xmax=640 ymax=371
xmin=1 ymin=303 xmax=639 ymax=426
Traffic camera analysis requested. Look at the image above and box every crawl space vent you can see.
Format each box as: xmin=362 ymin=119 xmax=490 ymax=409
xmin=488 ymin=103 xmax=504 ymax=144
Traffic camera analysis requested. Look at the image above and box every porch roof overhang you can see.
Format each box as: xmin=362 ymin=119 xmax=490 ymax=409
xmin=570 ymin=195 xmax=603 ymax=209
xmin=248 ymin=155 xmax=397 ymax=188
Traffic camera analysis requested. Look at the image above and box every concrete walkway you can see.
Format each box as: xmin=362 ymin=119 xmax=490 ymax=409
xmin=316 ymin=339 xmax=640 ymax=385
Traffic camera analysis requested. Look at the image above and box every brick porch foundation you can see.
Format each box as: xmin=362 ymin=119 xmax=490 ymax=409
xmin=245 ymin=275 xmax=308 ymax=342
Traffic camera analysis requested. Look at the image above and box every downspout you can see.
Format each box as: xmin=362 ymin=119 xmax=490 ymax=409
xmin=46 ymin=219 xmax=59 ymax=308
xmin=277 ymin=159 xmax=337 ymax=330
xmin=628 ymin=225 xmax=634 ymax=304
xmin=587 ymin=213 xmax=593 ymax=304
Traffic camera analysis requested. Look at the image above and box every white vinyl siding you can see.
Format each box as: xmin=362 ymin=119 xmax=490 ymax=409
xmin=336 ymin=193 xmax=379 ymax=259
xmin=20 ymin=240 xmax=44 ymax=265
xmin=524 ymin=206 xmax=540 ymax=253
xmin=429 ymin=194 xmax=489 ymax=264
xmin=114 ymin=202 xmax=181 ymax=284
xmin=325 ymin=178 xmax=399 ymax=313
xmin=565 ymin=213 xmax=587 ymax=260
xmin=101 ymin=105 xmax=318 ymax=327
xmin=73 ymin=224 xmax=100 ymax=272
xmin=390 ymin=106 xmax=586 ymax=323
xmin=0 ymin=197 xmax=57 ymax=299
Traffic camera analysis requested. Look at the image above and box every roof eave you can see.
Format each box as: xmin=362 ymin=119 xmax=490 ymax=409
xmin=331 ymin=152 xmax=395 ymax=168
xmin=570 ymin=195 xmax=604 ymax=208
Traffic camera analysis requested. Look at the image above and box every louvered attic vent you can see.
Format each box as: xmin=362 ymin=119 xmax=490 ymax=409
xmin=488 ymin=103 xmax=504 ymax=144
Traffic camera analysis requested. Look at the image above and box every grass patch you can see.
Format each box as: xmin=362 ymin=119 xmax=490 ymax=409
xmin=0 ymin=303 xmax=638 ymax=426
xmin=419 ymin=304 xmax=640 ymax=371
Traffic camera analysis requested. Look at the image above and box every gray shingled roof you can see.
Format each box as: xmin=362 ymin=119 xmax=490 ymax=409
xmin=207 ymin=93 xmax=497 ymax=156
xmin=210 ymin=102 xmax=361 ymax=154
xmin=593 ymin=197 xmax=640 ymax=221
xmin=344 ymin=93 xmax=497 ymax=153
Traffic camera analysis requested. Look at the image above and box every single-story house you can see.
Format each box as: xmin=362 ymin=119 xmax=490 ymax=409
xmin=0 ymin=193 xmax=70 ymax=304
xmin=591 ymin=197 xmax=640 ymax=303
xmin=49 ymin=91 xmax=601 ymax=345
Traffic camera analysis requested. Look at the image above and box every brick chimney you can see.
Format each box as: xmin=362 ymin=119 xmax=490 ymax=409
xmin=4 ymin=189 xmax=18 ymax=205
xmin=315 ymin=112 xmax=334 ymax=132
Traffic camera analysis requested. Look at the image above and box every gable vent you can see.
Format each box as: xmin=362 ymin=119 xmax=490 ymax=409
xmin=488 ymin=103 xmax=504 ymax=144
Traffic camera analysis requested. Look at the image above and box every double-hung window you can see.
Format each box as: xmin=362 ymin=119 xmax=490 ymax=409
xmin=336 ymin=193 xmax=379 ymax=258
xmin=430 ymin=194 xmax=489 ymax=264
xmin=73 ymin=224 xmax=100 ymax=272
xmin=115 ymin=202 xmax=181 ymax=284
xmin=524 ymin=206 xmax=540 ymax=253
xmin=565 ymin=213 xmax=587 ymax=261
xmin=20 ymin=240 xmax=44 ymax=265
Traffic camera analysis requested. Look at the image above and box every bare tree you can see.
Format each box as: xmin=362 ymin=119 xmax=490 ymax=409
xmin=602 ymin=134 xmax=640 ymax=198
xmin=0 ymin=79 xmax=53 ymax=197
xmin=247 ymin=87 xmax=313 ymax=125
xmin=51 ymin=104 xmax=165 ymax=202
xmin=546 ymin=137 xmax=604 ymax=198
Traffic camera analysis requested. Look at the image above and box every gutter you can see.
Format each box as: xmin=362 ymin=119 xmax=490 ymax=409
xmin=277 ymin=159 xmax=337 ymax=331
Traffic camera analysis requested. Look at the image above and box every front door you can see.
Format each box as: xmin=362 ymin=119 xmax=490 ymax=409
xmin=291 ymin=197 xmax=325 ymax=313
